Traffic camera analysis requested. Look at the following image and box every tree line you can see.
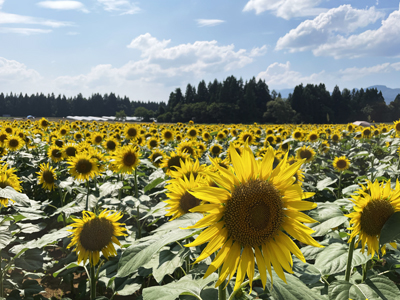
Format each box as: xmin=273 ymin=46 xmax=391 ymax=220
xmin=2 ymin=76 xmax=400 ymax=123
xmin=0 ymin=92 xmax=162 ymax=119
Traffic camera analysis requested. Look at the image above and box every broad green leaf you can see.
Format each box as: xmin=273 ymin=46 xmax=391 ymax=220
xmin=292 ymin=258 xmax=321 ymax=285
xmin=308 ymin=203 xmax=344 ymax=222
xmin=0 ymin=226 xmax=14 ymax=249
xmin=328 ymin=280 xmax=352 ymax=300
xmin=316 ymin=177 xmax=337 ymax=191
xmin=144 ymin=177 xmax=165 ymax=192
xmin=0 ymin=186 xmax=29 ymax=206
xmin=14 ymin=248 xmax=49 ymax=271
xmin=50 ymin=201 xmax=85 ymax=218
xmin=268 ymin=271 xmax=321 ymax=300
xmin=99 ymin=181 xmax=123 ymax=197
xmin=142 ymin=273 xmax=218 ymax=300
xmin=153 ymin=213 xmax=202 ymax=232
xmin=314 ymin=243 xmax=369 ymax=276
xmin=152 ymin=248 xmax=190 ymax=283
xmin=301 ymin=245 xmax=325 ymax=260
xmin=310 ymin=216 xmax=348 ymax=237
xmin=349 ymin=275 xmax=400 ymax=300
xmin=379 ymin=211 xmax=400 ymax=247
xmin=117 ymin=228 xmax=198 ymax=277
xmin=53 ymin=261 xmax=84 ymax=277
xmin=113 ymin=276 xmax=142 ymax=296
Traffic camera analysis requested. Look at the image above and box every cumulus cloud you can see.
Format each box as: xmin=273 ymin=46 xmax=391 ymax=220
xmin=277 ymin=4 xmax=400 ymax=59
xmin=243 ymin=0 xmax=326 ymax=20
xmin=37 ymin=1 xmax=89 ymax=13
xmin=126 ymin=33 xmax=265 ymax=77
xmin=96 ymin=0 xmax=140 ymax=15
xmin=196 ymin=19 xmax=225 ymax=27
xmin=257 ymin=61 xmax=324 ymax=88
xmin=276 ymin=5 xmax=384 ymax=53
xmin=0 ymin=11 xmax=73 ymax=27
xmin=0 ymin=57 xmax=42 ymax=83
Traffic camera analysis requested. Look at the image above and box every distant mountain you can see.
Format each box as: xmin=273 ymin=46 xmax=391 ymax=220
xmin=274 ymin=85 xmax=400 ymax=104
xmin=366 ymin=85 xmax=400 ymax=104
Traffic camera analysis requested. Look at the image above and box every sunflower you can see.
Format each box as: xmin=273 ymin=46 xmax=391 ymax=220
xmin=292 ymin=129 xmax=303 ymax=140
xmin=238 ymin=131 xmax=256 ymax=145
xmin=307 ymin=131 xmax=319 ymax=143
xmin=67 ymin=152 xmax=100 ymax=181
xmin=169 ymin=157 xmax=207 ymax=181
xmin=319 ymin=141 xmax=330 ymax=154
xmin=67 ymin=209 xmax=128 ymax=266
xmin=161 ymin=151 xmax=190 ymax=175
xmin=0 ymin=131 xmax=8 ymax=144
xmin=186 ymin=127 xmax=199 ymax=140
xmin=333 ymin=156 xmax=351 ymax=172
xmin=0 ymin=163 xmax=22 ymax=207
xmin=264 ymin=135 xmax=275 ymax=146
xmin=177 ymin=141 xmax=199 ymax=158
xmin=147 ymin=137 xmax=160 ymax=149
xmin=47 ymin=145 xmax=63 ymax=162
xmin=216 ymin=131 xmax=226 ymax=141
xmin=164 ymin=174 xmax=204 ymax=221
xmin=37 ymin=163 xmax=57 ymax=191
xmin=62 ymin=142 xmax=78 ymax=158
xmin=102 ymin=137 xmax=119 ymax=152
xmin=38 ymin=118 xmax=50 ymax=130
xmin=92 ymin=133 xmax=104 ymax=145
xmin=59 ymin=125 xmax=70 ymax=137
xmin=209 ymin=144 xmax=223 ymax=157
xmin=202 ymin=131 xmax=212 ymax=142
xmin=296 ymin=145 xmax=316 ymax=163
xmin=330 ymin=132 xmax=341 ymax=143
xmin=124 ymin=125 xmax=139 ymax=140
xmin=184 ymin=144 xmax=321 ymax=291
xmin=346 ymin=180 xmax=400 ymax=257
xmin=0 ymin=146 xmax=8 ymax=158
xmin=393 ymin=120 xmax=400 ymax=134
xmin=110 ymin=144 xmax=141 ymax=174
xmin=74 ymin=132 xmax=84 ymax=141
xmin=161 ymin=129 xmax=174 ymax=143
xmin=362 ymin=127 xmax=372 ymax=139
xmin=149 ymin=149 xmax=166 ymax=168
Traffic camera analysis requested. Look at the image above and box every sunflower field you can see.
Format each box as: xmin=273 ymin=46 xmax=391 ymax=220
xmin=1 ymin=118 xmax=400 ymax=300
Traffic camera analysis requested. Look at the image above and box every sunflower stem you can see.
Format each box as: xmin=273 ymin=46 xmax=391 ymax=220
xmin=218 ymin=266 xmax=226 ymax=300
xmin=134 ymin=167 xmax=138 ymax=198
xmin=345 ymin=238 xmax=356 ymax=282
xmin=185 ymin=239 xmax=190 ymax=273
xmin=337 ymin=171 xmax=343 ymax=199
xmin=86 ymin=181 xmax=90 ymax=211
xmin=90 ymin=263 xmax=96 ymax=300
xmin=362 ymin=263 xmax=367 ymax=283
xmin=0 ymin=253 xmax=3 ymax=298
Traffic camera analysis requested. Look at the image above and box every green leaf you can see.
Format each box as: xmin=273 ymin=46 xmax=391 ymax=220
xmin=144 ymin=177 xmax=164 ymax=192
xmin=152 ymin=247 xmax=190 ymax=283
xmin=308 ymin=203 xmax=344 ymax=222
xmin=117 ymin=228 xmax=198 ymax=277
xmin=113 ymin=276 xmax=142 ymax=296
xmin=314 ymin=243 xmax=369 ymax=276
xmin=268 ymin=271 xmax=321 ymax=300
xmin=53 ymin=262 xmax=84 ymax=277
xmin=99 ymin=181 xmax=124 ymax=197
xmin=292 ymin=258 xmax=321 ymax=285
xmin=328 ymin=280 xmax=352 ymax=300
xmin=14 ymin=248 xmax=49 ymax=271
xmin=316 ymin=178 xmax=337 ymax=191
xmin=0 ymin=226 xmax=14 ymax=249
xmin=349 ymin=275 xmax=400 ymax=300
xmin=153 ymin=213 xmax=202 ymax=233
xmin=50 ymin=201 xmax=85 ymax=218
xmin=379 ymin=211 xmax=400 ymax=247
xmin=0 ymin=186 xmax=30 ymax=206
xmin=142 ymin=273 xmax=218 ymax=300
xmin=310 ymin=216 xmax=348 ymax=237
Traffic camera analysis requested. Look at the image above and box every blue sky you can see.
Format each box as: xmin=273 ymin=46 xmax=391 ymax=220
xmin=0 ymin=0 xmax=399 ymax=102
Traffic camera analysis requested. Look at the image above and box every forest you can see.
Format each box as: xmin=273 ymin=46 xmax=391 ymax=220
xmin=2 ymin=75 xmax=400 ymax=124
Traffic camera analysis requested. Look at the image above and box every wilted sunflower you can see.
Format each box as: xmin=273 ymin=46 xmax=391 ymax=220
xmin=67 ymin=209 xmax=128 ymax=266
xmin=164 ymin=174 xmax=204 ymax=221
xmin=185 ymin=144 xmax=321 ymax=291
xmin=37 ymin=163 xmax=57 ymax=191
xmin=296 ymin=145 xmax=316 ymax=163
xmin=67 ymin=152 xmax=100 ymax=181
xmin=333 ymin=156 xmax=351 ymax=172
xmin=110 ymin=144 xmax=141 ymax=174
xmin=346 ymin=180 xmax=400 ymax=257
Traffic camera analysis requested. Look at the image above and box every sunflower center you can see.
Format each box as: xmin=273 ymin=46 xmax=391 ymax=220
xmin=224 ymin=179 xmax=284 ymax=247
xmin=75 ymin=159 xmax=93 ymax=174
xmin=299 ymin=149 xmax=312 ymax=160
xmin=294 ymin=132 xmax=301 ymax=138
xmin=9 ymin=139 xmax=19 ymax=148
xmin=180 ymin=191 xmax=201 ymax=213
xmin=243 ymin=134 xmax=253 ymax=143
xmin=55 ymin=140 xmax=64 ymax=147
xmin=106 ymin=141 xmax=116 ymax=150
xmin=80 ymin=217 xmax=114 ymax=251
xmin=123 ymin=153 xmax=136 ymax=167
xmin=189 ymin=129 xmax=197 ymax=137
xmin=149 ymin=140 xmax=158 ymax=148
xmin=167 ymin=156 xmax=183 ymax=171
xmin=127 ymin=128 xmax=137 ymax=137
xmin=181 ymin=146 xmax=194 ymax=156
xmin=396 ymin=123 xmax=400 ymax=131
xmin=0 ymin=134 xmax=7 ymax=142
xmin=42 ymin=170 xmax=55 ymax=184
xmin=52 ymin=149 xmax=62 ymax=158
xmin=360 ymin=199 xmax=394 ymax=236
xmin=164 ymin=131 xmax=172 ymax=139
xmin=66 ymin=147 xmax=77 ymax=157
xmin=336 ymin=159 xmax=347 ymax=169
xmin=211 ymin=146 xmax=221 ymax=155
xmin=95 ymin=136 xmax=102 ymax=143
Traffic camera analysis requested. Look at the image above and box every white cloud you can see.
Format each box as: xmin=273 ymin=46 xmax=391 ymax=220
xmin=392 ymin=62 xmax=400 ymax=71
xmin=37 ymin=1 xmax=89 ymax=13
xmin=0 ymin=11 xmax=73 ymax=27
xmin=313 ymin=5 xmax=400 ymax=58
xmin=0 ymin=0 xmax=4 ymax=10
xmin=338 ymin=63 xmax=398 ymax=81
xmin=196 ymin=19 xmax=225 ymax=27
xmin=276 ymin=5 xmax=385 ymax=53
xmin=96 ymin=0 xmax=140 ymax=15
xmin=0 ymin=57 xmax=42 ymax=83
xmin=0 ymin=27 xmax=52 ymax=35
xmin=243 ymin=0 xmax=327 ymax=20
xmin=257 ymin=61 xmax=324 ymax=88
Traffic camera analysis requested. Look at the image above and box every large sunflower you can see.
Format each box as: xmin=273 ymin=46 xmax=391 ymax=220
xmin=5 ymin=134 xmax=24 ymax=151
xmin=296 ymin=145 xmax=316 ymax=163
xmin=67 ymin=152 xmax=100 ymax=181
xmin=333 ymin=156 xmax=351 ymax=172
xmin=0 ymin=163 xmax=22 ymax=207
xmin=185 ymin=144 xmax=321 ymax=291
xmin=346 ymin=180 xmax=400 ymax=257
xmin=110 ymin=144 xmax=141 ymax=174
xmin=67 ymin=209 xmax=128 ymax=266
xmin=37 ymin=163 xmax=57 ymax=191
